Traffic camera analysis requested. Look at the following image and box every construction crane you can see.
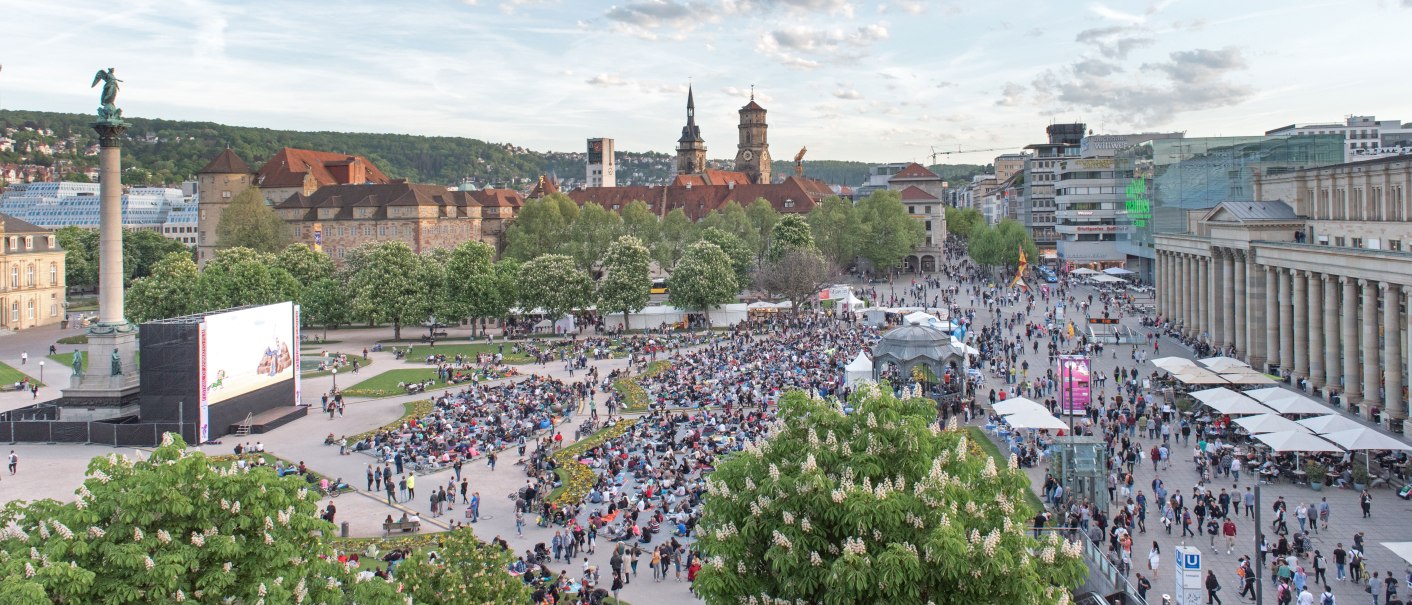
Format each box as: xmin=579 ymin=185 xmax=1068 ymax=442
xmin=929 ymin=145 xmax=1018 ymax=165
xmin=794 ymin=146 xmax=807 ymax=177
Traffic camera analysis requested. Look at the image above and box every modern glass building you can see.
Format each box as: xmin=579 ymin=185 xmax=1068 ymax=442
xmin=1115 ymin=135 xmax=1345 ymax=281
xmin=0 ymin=183 xmax=196 ymax=245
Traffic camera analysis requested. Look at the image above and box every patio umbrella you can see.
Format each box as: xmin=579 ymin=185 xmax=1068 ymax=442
xmin=1200 ymin=356 xmax=1250 ymax=372
xmin=1380 ymin=542 xmax=1412 ymax=566
xmin=1296 ymin=414 xmax=1367 ymax=435
xmin=1259 ymin=395 xmax=1332 ymax=416
xmin=1235 ymin=413 xmax=1312 ymax=434
xmin=1002 ymin=409 xmax=1070 ymax=430
xmin=1071 ymin=268 xmax=1100 ymax=275
xmin=1171 ymin=369 xmax=1229 ymax=385
xmin=1252 ymin=430 xmax=1344 ymax=469
xmin=1103 ymin=267 xmax=1135 ymax=275
xmin=992 ymin=397 xmax=1047 ymax=415
xmin=1152 ymin=356 xmax=1199 ymax=371
xmin=1202 ymin=397 xmax=1277 ymax=416
xmin=1242 ymin=387 xmax=1303 ymax=404
xmin=1188 ymin=387 xmax=1245 ymax=404
xmin=1320 ymin=426 xmax=1412 ymax=474
xmin=1220 ymin=372 xmax=1276 ymax=385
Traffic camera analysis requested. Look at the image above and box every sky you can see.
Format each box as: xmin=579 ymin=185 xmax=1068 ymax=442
xmin=1 ymin=0 xmax=1410 ymax=164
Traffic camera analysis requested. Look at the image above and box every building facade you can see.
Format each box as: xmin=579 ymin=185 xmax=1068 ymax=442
xmin=275 ymin=182 xmax=522 ymax=262
xmin=1022 ymin=124 xmax=1085 ymax=263
xmin=1266 ymin=115 xmax=1412 ymax=163
xmin=676 ymin=87 xmax=708 ymax=176
xmin=733 ymin=95 xmax=772 ymax=184
xmin=884 ymin=163 xmax=948 ymax=272
xmin=0 ymin=182 xmax=198 ymax=247
xmin=0 ymin=215 xmax=66 ymax=332
xmin=1154 ymin=156 xmax=1412 ymax=433
xmin=1117 ymin=134 xmax=1346 ymax=282
xmin=1054 ymin=133 xmax=1184 ymax=270
xmin=586 ymin=138 xmax=616 ymax=188
xmin=254 ymin=147 xmax=392 ymax=207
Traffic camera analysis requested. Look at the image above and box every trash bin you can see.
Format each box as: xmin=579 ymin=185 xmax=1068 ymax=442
xmin=340 ymin=522 xmax=349 ymax=538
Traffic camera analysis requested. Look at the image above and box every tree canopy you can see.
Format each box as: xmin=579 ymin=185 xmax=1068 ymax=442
xmin=596 ymin=235 xmax=652 ymax=326
xmin=854 ymin=190 xmax=925 ymax=272
xmin=693 ymin=388 xmax=1087 ymax=605
xmin=667 ymin=241 xmax=738 ymax=322
xmin=755 ymin=249 xmax=836 ymax=312
xmin=766 ymin=214 xmax=816 ymax=262
xmin=945 ymin=207 xmax=985 ymax=240
xmin=967 ymin=219 xmax=1039 ymax=270
xmin=345 ymin=241 xmax=429 ymax=339
xmin=125 ymin=252 xmax=201 ymax=323
xmin=517 ymin=254 xmax=593 ymax=323
xmin=808 ymin=196 xmax=858 ymax=269
xmin=215 ymin=186 xmax=291 ymax=253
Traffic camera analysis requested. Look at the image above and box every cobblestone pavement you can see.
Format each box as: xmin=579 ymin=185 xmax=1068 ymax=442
xmin=6 ymin=271 xmax=1412 ymax=604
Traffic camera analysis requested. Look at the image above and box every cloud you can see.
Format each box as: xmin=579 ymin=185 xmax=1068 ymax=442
xmin=893 ymin=0 xmax=926 ymax=14
xmin=1074 ymin=25 xmax=1154 ymax=59
xmin=604 ymin=0 xmax=697 ymax=37
xmin=935 ymin=81 xmax=958 ymax=88
xmin=1032 ymin=46 xmax=1253 ymax=125
xmin=833 ymin=88 xmax=864 ymax=100
xmin=757 ymin=23 xmax=890 ymax=69
xmin=722 ymin=0 xmax=854 ymax=15
xmin=585 ymin=73 xmax=629 ymax=87
xmin=995 ymin=82 xmax=1025 ymax=107
xmin=1087 ymin=2 xmax=1146 ymax=24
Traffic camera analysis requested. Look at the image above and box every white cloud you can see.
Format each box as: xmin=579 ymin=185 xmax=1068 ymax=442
xmin=757 ymin=23 xmax=889 ymax=69
xmin=1087 ymin=2 xmax=1146 ymax=24
xmin=603 ymin=0 xmax=698 ymax=38
xmin=833 ymin=88 xmax=864 ymax=100
xmin=1032 ymin=46 xmax=1253 ymax=125
xmin=586 ymin=73 xmax=630 ymax=87
xmin=994 ymin=82 xmax=1026 ymax=107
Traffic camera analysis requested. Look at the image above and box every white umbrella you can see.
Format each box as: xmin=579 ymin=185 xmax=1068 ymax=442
xmin=1259 ymin=395 xmax=1332 ymax=416
xmin=1320 ymin=427 xmax=1412 ymax=474
xmin=1381 ymin=542 xmax=1412 ymax=566
xmin=1188 ymin=387 xmax=1245 ymax=404
xmin=1220 ymin=372 xmax=1276 ymax=385
xmin=1203 ymin=397 xmax=1277 ymax=416
xmin=1002 ymin=409 xmax=1070 ymax=430
xmin=1088 ymin=274 xmax=1126 ymax=283
xmin=1071 ymin=268 xmax=1100 ymax=275
xmin=1296 ymin=414 xmax=1367 ymax=435
xmin=1242 ymin=387 xmax=1303 ymax=404
xmin=1152 ymin=356 xmax=1199 ymax=371
xmin=1235 ymin=413 xmax=1312 ymax=434
xmin=1252 ymin=430 xmax=1343 ymax=453
xmin=1103 ymin=267 xmax=1135 ymax=275
xmin=1200 ymin=356 xmax=1250 ymax=372
xmin=993 ymin=397 xmax=1047 ymax=415
xmin=1171 ymin=369 xmax=1229 ymax=385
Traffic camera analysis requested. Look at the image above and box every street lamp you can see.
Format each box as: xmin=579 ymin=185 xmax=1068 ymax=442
xmin=38 ymin=360 xmax=44 ymax=384
xmin=331 ymin=367 xmax=338 ymax=392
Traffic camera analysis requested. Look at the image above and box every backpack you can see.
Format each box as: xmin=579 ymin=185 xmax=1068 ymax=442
xmin=1322 ymin=593 xmax=1334 ymax=605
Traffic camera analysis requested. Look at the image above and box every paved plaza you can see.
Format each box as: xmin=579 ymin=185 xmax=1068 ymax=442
xmin=2 ymin=267 xmax=1411 ymax=605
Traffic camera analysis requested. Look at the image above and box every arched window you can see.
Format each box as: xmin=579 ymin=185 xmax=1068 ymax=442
xmin=26 ymin=299 xmax=34 ymax=320
xmin=49 ymin=263 xmax=57 ymax=286
xmin=9 ymin=266 xmax=16 ymax=288
xmin=26 ymin=264 xmax=35 ymax=287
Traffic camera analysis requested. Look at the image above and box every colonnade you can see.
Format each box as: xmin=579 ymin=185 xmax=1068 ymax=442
xmin=1155 ymin=247 xmax=1408 ymax=423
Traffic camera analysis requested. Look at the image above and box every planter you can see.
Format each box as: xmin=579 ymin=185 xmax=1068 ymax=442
xmin=1309 ymin=481 xmax=1324 ymax=492
xmin=1353 ymin=482 xmax=1366 ymax=491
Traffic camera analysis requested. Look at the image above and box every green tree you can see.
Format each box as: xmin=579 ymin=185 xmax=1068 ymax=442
xmin=396 ymin=528 xmax=531 ymax=605
xmin=503 ymin=193 xmax=577 ymax=261
xmin=698 ymin=227 xmax=754 ymax=289
xmin=215 ymin=186 xmax=290 ymax=253
xmin=667 ymin=241 xmax=738 ymax=325
xmin=53 ymin=226 xmax=98 ymax=290
xmin=620 ymin=199 xmax=660 ymax=247
xmin=124 ymin=252 xmax=201 ymax=323
xmin=445 ymin=240 xmax=496 ymax=334
xmin=0 ymin=435 xmax=403 ymax=604
xmin=345 ymin=241 xmax=426 ymax=339
xmin=808 ymin=196 xmax=858 ymax=268
xmin=564 ymin=202 xmax=623 ymax=271
xmin=597 ymin=235 xmax=652 ymax=328
xmin=755 ymin=249 xmax=836 ymax=312
xmin=273 ymin=243 xmax=335 ymax=285
xmin=122 ymin=229 xmax=190 ymax=283
xmin=995 ymin=219 xmax=1040 ymax=269
xmin=945 ymin=207 xmax=985 ymax=240
xmin=653 ymin=208 xmax=695 ymax=270
xmin=517 ymin=254 xmax=592 ymax=326
xmin=745 ymin=198 xmax=780 ymax=262
xmin=300 ymin=277 xmax=348 ymax=338
xmin=766 ymin=213 xmax=816 ymax=262
xmin=700 ymin=201 xmax=758 ymax=255
xmin=693 ymin=388 xmax=1087 ymax=605
xmin=418 ymin=248 xmax=459 ymax=327
xmin=855 ymin=190 xmax=924 ymax=272
xmin=197 ymin=247 xmax=300 ymax=311
xmin=967 ymin=225 xmax=1006 ymax=269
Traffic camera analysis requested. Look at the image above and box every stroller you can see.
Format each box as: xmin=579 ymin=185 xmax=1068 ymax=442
xmin=532 ymin=542 xmax=550 ymax=564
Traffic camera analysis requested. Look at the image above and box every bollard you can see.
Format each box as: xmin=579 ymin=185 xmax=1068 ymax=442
xmin=341 ymin=521 xmax=349 ymax=538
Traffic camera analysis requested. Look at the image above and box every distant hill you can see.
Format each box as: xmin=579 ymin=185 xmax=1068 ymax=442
xmin=0 ymin=109 xmax=986 ymax=190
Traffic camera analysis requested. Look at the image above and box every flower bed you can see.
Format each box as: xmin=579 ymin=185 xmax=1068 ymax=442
xmin=348 ymin=399 xmax=435 ymax=443
xmin=547 ymin=418 xmax=632 ymax=506
xmin=613 ymin=361 xmax=670 ymax=411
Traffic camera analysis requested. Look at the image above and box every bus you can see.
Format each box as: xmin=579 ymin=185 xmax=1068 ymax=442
xmin=651 ymin=278 xmax=669 ymax=295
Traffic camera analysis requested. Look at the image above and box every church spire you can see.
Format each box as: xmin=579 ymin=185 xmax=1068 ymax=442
xmin=687 ymin=85 xmax=696 ymax=122
xmin=678 ymin=85 xmax=704 ymax=144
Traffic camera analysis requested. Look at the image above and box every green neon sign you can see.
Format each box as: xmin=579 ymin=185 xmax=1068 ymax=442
xmin=1124 ymin=177 xmax=1151 ymax=228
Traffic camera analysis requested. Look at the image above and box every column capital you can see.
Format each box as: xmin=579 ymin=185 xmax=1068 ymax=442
xmin=1341 ymin=275 xmax=1357 ymax=286
xmin=1233 ymin=249 xmax=1246 ymax=262
xmin=1379 ymin=281 xmax=1393 ymax=293
xmin=1359 ymin=278 xmax=1373 ymax=288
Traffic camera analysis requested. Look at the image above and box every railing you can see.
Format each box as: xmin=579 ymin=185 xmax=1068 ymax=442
xmin=1033 ymin=527 xmax=1148 ymax=605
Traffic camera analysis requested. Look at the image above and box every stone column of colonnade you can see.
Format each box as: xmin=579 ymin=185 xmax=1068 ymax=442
xmin=1221 ymin=250 xmax=1236 ymax=349
xmin=1233 ymin=252 xmax=1246 ymax=358
xmin=1341 ymin=277 xmax=1362 ymax=402
xmin=1185 ymin=255 xmax=1196 ymax=335
xmin=1292 ymin=270 xmax=1309 ymax=381
xmin=1197 ymin=258 xmax=1209 ymax=340
xmin=1362 ymin=279 xmax=1380 ymax=412
xmin=1265 ymin=267 xmax=1279 ymax=372
xmin=1382 ymin=283 xmax=1405 ymax=422
xmin=1207 ymin=256 xmax=1219 ymax=344
xmin=1307 ymin=272 xmax=1324 ymax=389
xmin=1278 ymin=269 xmax=1294 ymax=373
xmin=1322 ymin=274 xmax=1340 ymax=393
xmin=1244 ymin=255 xmax=1267 ymax=370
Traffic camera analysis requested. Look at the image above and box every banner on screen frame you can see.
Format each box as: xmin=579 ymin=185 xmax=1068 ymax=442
xmin=1058 ymin=355 xmax=1090 ymax=416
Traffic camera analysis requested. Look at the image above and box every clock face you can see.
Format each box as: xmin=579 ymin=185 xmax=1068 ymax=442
xmin=742 ymin=150 xmax=753 ymax=161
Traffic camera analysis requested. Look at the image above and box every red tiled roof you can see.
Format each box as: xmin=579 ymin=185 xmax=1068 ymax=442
xmin=740 ymin=100 xmax=765 ymax=112
xmin=469 ymin=188 xmax=524 ymax=208
xmin=898 ymin=185 xmax=939 ymax=201
xmin=671 ymin=170 xmax=751 ymax=187
xmin=256 ymin=148 xmax=391 ymax=189
xmin=528 ymin=175 xmax=560 ymax=198
xmin=889 ymin=162 xmax=940 ymax=180
xmin=198 ymin=148 xmax=252 ymax=175
xmin=275 ymin=182 xmax=482 ymax=220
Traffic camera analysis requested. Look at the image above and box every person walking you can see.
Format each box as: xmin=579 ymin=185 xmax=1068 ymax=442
xmin=1360 ymin=490 xmax=1373 ymax=518
xmin=1313 ymin=550 xmax=1328 ymax=585
xmin=1206 ymin=569 xmax=1223 ymax=604
xmin=366 ymin=465 xmax=375 ymax=491
xmin=1335 ymin=544 xmax=1348 ymax=581
xmin=1223 ymin=518 xmax=1238 ymax=555
xmin=1368 ymin=571 xmax=1381 ymax=605
xmin=515 ymin=510 xmax=524 ymax=536
xmin=1148 ymin=542 xmax=1161 ymax=579
xmin=470 ymin=492 xmax=480 ymax=522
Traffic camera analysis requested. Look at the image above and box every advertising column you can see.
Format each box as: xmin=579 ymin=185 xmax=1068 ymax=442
xmin=1174 ymin=546 xmax=1202 ymax=605
xmin=1058 ymin=355 xmax=1091 ymax=416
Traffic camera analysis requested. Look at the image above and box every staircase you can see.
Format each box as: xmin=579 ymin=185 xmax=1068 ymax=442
xmin=233 ymin=413 xmax=254 ymax=437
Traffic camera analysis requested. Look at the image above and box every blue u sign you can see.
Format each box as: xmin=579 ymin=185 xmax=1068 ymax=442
xmin=1182 ymin=553 xmax=1201 ymax=569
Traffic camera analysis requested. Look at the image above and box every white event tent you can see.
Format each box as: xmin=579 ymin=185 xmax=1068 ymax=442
xmin=844 ymin=352 xmax=873 ymax=387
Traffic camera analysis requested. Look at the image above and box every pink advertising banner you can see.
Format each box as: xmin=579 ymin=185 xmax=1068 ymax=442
xmin=1059 ymin=355 xmax=1090 ymax=416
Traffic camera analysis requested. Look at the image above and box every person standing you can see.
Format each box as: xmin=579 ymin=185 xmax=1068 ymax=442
xmin=1368 ymin=571 xmax=1381 ymax=605
xmin=1135 ymin=573 xmax=1151 ymax=602
xmin=1206 ymin=569 xmax=1223 ymax=604
xmin=1360 ymin=490 xmax=1373 ymax=518
xmin=7 ymin=450 xmax=17 ymax=475
xmin=1335 ymin=544 xmax=1348 ymax=581
xmin=470 ymin=492 xmax=480 ymax=523
xmin=406 ymin=474 xmax=416 ymax=500
xmin=366 ymin=465 xmax=375 ymax=491
xmin=384 ymin=480 xmax=395 ymax=504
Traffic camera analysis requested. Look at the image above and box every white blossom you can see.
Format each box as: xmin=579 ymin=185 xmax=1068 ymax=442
xmin=156 ymin=529 xmax=171 ymax=544
xmin=87 ymin=526 xmax=105 ymax=539
xmin=144 ymin=556 xmax=156 ymax=570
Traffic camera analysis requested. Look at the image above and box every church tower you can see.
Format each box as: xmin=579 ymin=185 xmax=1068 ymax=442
xmin=734 ymin=88 xmax=771 ymax=184
xmin=676 ymin=86 xmax=707 ymax=175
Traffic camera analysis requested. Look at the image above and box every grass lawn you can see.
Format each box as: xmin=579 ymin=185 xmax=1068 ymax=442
xmin=0 ymin=360 xmax=42 ymax=387
xmin=48 ymin=351 xmax=141 ymax=373
xmin=56 ymin=334 xmax=88 ymax=345
xmin=965 ymin=426 xmax=1046 ymax=513
xmin=400 ymin=342 xmax=534 ymax=364
xmin=341 ymin=368 xmax=443 ymax=398
xmin=302 ymin=355 xmax=372 ymax=378
xmin=349 ymin=400 xmax=435 ymax=442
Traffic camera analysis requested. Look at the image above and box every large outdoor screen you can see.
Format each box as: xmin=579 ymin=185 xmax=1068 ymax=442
xmin=200 ymin=302 xmax=297 ymax=406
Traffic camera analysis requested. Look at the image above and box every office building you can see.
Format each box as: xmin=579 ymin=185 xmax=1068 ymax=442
xmin=0 ymin=182 xmax=197 ymax=246
xmin=1154 ymin=155 xmax=1412 ymax=432
xmin=1021 ymin=123 xmax=1085 ymax=263
xmin=1053 ymin=133 xmax=1183 ymax=269
xmin=1266 ymin=115 xmax=1412 ymax=163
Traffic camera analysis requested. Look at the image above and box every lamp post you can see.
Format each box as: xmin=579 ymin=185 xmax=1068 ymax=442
xmin=38 ymin=360 xmax=44 ymax=384
xmin=331 ymin=367 xmax=338 ymax=392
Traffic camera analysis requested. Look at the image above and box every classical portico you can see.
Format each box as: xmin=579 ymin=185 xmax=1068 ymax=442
xmin=1156 ymin=200 xmax=1412 ymax=433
